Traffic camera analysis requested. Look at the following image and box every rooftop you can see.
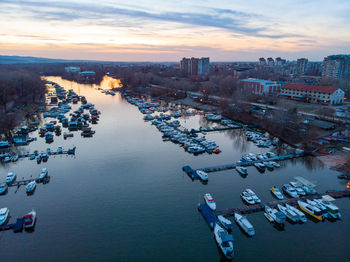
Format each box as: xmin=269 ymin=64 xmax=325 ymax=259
xmin=282 ymin=83 xmax=339 ymax=94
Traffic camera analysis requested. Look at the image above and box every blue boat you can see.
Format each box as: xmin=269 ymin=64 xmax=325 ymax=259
xmin=198 ymin=203 xmax=218 ymax=229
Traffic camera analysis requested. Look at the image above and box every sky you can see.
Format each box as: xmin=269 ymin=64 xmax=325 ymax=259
xmin=0 ymin=0 xmax=349 ymax=62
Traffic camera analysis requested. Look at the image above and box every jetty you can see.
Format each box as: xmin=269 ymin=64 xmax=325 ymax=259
xmin=183 ymin=125 xmax=242 ymax=134
xmin=198 ymin=203 xmax=218 ymax=229
xmin=216 ymin=189 xmax=350 ymax=216
xmin=183 ymin=153 xmax=305 ymax=177
xmin=0 ymin=218 xmax=24 ymax=233
xmin=7 ymin=176 xmax=50 ymax=188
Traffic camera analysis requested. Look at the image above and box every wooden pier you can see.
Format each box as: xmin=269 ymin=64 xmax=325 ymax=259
xmin=183 ymin=153 xmax=305 ymax=175
xmin=184 ymin=125 xmax=242 ymax=134
xmin=216 ymin=189 xmax=350 ymax=216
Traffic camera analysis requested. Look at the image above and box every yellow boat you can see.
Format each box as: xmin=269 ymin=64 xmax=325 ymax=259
xmin=298 ymin=200 xmax=323 ymax=221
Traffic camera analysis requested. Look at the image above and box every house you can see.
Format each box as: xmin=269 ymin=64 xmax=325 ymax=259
xmin=280 ymin=83 xmax=345 ymax=104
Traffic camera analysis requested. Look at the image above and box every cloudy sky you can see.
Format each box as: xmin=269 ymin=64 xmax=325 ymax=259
xmin=0 ymin=0 xmax=349 ymax=61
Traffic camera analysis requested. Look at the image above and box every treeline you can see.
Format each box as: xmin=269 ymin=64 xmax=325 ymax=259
xmin=0 ymin=64 xmax=46 ymax=135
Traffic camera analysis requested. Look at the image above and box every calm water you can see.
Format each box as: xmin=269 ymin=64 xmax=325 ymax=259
xmin=1 ymin=77 xmax=349 ymax=262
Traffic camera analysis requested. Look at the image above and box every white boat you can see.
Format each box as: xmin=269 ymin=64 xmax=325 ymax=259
xmin=214 ymin=223 xmax=234 ymax=260
xmin=6 ymin=172 xmax=16 ymax=184
xmin=282 ymin=184 xmax=299 ymax=198
xmin=0 ymin=207 xmax=9 ymax=225
xmin=4 ymin=156 xmax=11 ymax=163
xmin=306 ymin=199 xmax=329 ymax=218
xmin=24 ymin=210 xmax=37 ymax=229
xmin=39 ymin=168 xmax=48 ymax=181
xmin=240 ymin=191 xmax=255 ymax=205
xmin=204 ymin=193 xmax=216 ymax=210
xmin=0 ymin=183 xmax=8 ymax=195
xmin=277 ymin=204 xmax=299 ymax=223
xmin=11 ymin=154 xmax=19 ymax=162
xmin=271 ymin=161 xmax=280 ymax=168
xmin=235 ymin=166 xmax=248 ymax=176
xmin=245 ymin=189 xmax=261 ymax=203
xmin=289 ymin=181 xmax=306 ymax=196
xmin=285 ymin=204 xmax=307 ymax=223
xmin=264 ymin=205 xmax=286 ymax=226
xmin=26 ymin=181 xmax=37 ymax=194
xmin=271 ymin=186 xmax=284 ymax=200
xmin=196 ymin=170 xmax=208 ymax=181
xmin=234 ymin=213 xmax=255 ymax=236
xmin=297 ymin=200 xmax=324 ymax=221
xmin=218 ymin=215 xmax=233 ymax=232
xmin=314 ymin=199 xmax=341 ymax=219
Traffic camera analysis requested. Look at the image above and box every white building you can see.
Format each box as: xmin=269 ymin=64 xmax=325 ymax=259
xmin=241 ymin=78 xmax=281 ymax=95
xmin=280 ymin=83 xmax=345 ymax=105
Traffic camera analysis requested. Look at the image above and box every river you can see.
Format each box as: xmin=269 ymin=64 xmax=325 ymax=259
xmin=0 ymin=76 xmax=349 ymax=262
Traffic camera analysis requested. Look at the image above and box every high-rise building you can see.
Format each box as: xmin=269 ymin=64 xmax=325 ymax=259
xmin=259 ymin=57 xmax=266 ymax=66
xmin=180 ymin=57 xmax=209 ymax=76
xmin=198 ymin=57 xmax=210 ymax=75
xmin=296 ymin=58 xmax=308 ymax=74
xmin=267 ymin=57 xmax=275 ymax=67
xmin=322 ymin=55 xmax=350 ymax=79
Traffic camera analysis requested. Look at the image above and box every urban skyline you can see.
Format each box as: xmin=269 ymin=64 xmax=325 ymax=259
xmin=1 ymin=0 xmax=349 ymax=62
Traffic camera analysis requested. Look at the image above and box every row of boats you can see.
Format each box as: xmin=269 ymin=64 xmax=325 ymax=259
xmin=0 ymin=168 xmax=48 ymax=195
xmin=0 ymin=208 xmax=37 ymax=229
xmin=245 ymin=131 xmax=275 ymax=148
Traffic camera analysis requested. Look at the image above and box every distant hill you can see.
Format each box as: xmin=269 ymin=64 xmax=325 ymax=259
xmin=0 ymin=55 xmax=75 ymax=64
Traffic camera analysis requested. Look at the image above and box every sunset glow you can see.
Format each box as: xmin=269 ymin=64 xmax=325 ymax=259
xmin=1 ymin=0 xmax=349 ymax=61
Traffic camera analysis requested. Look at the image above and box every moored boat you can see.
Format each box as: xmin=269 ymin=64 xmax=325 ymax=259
xmin=285 ymin=204 xmax=307 ymax=223
xmin=39 ymin=168 xmax=48 ymax=181
xmin=282 ymin=184 xmax=299 ymax=198
xmin=271 ymin=186 xmax=284 ymax=200
xmin=234 ymin=212 xmax=255 ymax=236
xmin=6 ymin=172 xmax=16 ymax=184
xmin=240 ymin=191 xmax=255 ymax=205
xmin=0 ymin=207 xmax=9 ymax=225
xmin=214 ymin=223 xmax=234 ymax=260
xmin=297 ymin=200 xmax=324 ymax=221
xmin=277 ymin=204 xmax=299 ymax=223
xmin=306 ymin=199 xmax=329 ymax=219
xmin=254 ymin=162 xmax=265 ymax=172
xmin=26 ymin=181 xmax=37 ymax=194
xmin=24 ymin=210 xmax=37 ymax=229
xmin=218 ymin=215 xmax=233 ymax=232
xmin=0 ymin=183 xmax=8 ymax=195
xmin=204 ymin=193 xmax=216 ymax=210
xmin=235 ymin=166 xmax=248 ymax=176
xmin=264 ymin=205 xmax=286 ymax=226
xmin=314 ymin=199 xmax=341 ymax=219
xmin=245 ymin=189 xmax=261 ymax=203
xmin=196 ymin=170 xmax=208 ymax=181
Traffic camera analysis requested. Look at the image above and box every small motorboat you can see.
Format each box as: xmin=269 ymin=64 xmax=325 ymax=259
xmin=214 ymin=223 xmax=234 ymax=260
xmin=277 ymin=204 xmax=299 ymax=223
xmin=306 ymin=199 xmax=329 ymax=219
xmin=0 ymin=207 xmax=9 ymax=225
xmin=24 ymin=210 xmax=37 ymax=229
xmin=6 ymin=172 xmax=16 ymax=184
xmin=11 ymin=154 xmax=19 ymax=162
xmin=314 ymin=199 xmax=341 ymax=219
xmin=218 ymin=215 xmax=233 ymax=232
xmin=39 ymin=168 xmax=48 ymax=181
xmin=271 ymin=161 xmax=280 ymax=168
xmin=298 ymin=200 xmax=324 ymax=221
xmin=271 ymin=186 xmax=284 ymax=200
xmin=204 ymin=193 xmax=216 ymax=210
xmin=235 ymin=166 xmax=248 ymax=176
xmin=234 ymin=212 xmax=255 ymax=236
xmin=26 ymin=181 xmax=37 ymax=194
xmin=3 ymin=156 xmax=11 ymax=163
xmin=36 ymin=154 xmax=42 ymax=164
xmin=29 ymin=154 xmax=36 ymax=160
xmin=196 ymin=170 xmax=208 ymax=181
xmin=289 ymin=181 xmax=306 ymax=196
xmin=282 ymin=184 xmax=299 ymax=198
xmin=0 ymin=183 xmax=8 ymax=195
xmin=254 ymin=162 xmax=265 ymax=172
xmin=240 ymin=191 xmax=255 ymax=205
xmin=245 ymin=189 xmax=261 ymax=203
xmin=264 ymin=205 xmax=286 ymax=226
xmin=42 ymin=153 xmax=49 ymax=162
xmin=57 ymin=146 xmax=63 ymax=154
xmin=263 ymin=161 xmax=274 ymax=170
xmin=285 ymin=204 xmax=307 ymax=223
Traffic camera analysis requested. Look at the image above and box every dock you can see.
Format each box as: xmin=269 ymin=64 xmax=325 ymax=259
xmin=0 ymin=218 xmax=24 ymax=233
xmin=183 ymin=153 xmax=305 ymax=176
xmin=8 ymin=176 xmax=51 ymax=188
xmin=198 ymin=203 xmax=218 ymax=229
xmin=182 ymin=166 xmax=199 ymax=179
xmin=216 ymin=189 xmax=350 ymax=216
xmin=184 ymin=126 xmax=242 ymax=134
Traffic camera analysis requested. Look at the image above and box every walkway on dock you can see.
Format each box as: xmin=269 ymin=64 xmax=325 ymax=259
xmin=183 ymin=153 xmax=305 ymax=176
xmin=216 ymin=189 xmax=350 ymax=216
xmin=0 ymin=218 xmax=24 ymax=232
